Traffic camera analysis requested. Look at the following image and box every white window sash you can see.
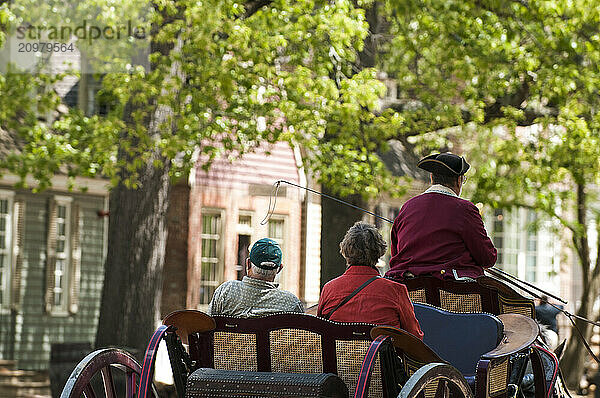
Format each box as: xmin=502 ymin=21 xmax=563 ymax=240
xmin=0 ymin=191 xmax=15 ymax=311
xmin=50 ymin=197 xmax=72 ymax=315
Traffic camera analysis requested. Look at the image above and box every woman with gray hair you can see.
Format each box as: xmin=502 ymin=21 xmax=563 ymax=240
xmin=317 ymin=222 xmax=423 ymax=339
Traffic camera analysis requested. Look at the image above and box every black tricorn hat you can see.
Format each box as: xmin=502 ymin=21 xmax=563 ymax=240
xmin=417 ymin=153 xmax=470 ymax=175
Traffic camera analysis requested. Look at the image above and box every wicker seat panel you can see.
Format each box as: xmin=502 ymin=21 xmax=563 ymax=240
xmin=488 ymin=359 xmax=509 ymax=396
xmin=214 ymin=332 xmax=257 ymax=371
xmin=440 ymin=291 xmax=482 ymax=313
xmin=408 ymin=289 xmax=427 ymax=303
xmin=270 ymin=329 xmax=323 ymax=373
xmin=498 ymin=295 xmax=535 ymax=318
xmin=335 ymin=340 xmax=383 ymax=398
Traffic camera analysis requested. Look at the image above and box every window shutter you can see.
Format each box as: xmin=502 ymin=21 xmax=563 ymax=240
xmin=68 ymin=203 xmax=81 ymax=314
xmin=45 ymin=199 xmax=57 ymax=313
xmin=11 ymin=200 xmax=25 ymax=311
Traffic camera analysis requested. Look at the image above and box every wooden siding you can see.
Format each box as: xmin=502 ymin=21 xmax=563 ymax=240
xmin=0 ymin=313 xmax=13 ymax=361
xmin=194 ymin=142 xmax=301 ymax=188
xmin=0 ymin=189 xmax=106 ymax=370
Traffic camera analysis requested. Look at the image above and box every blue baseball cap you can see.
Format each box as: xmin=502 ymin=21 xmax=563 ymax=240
xmin=249 ymin=238 xmax=282 ymax=270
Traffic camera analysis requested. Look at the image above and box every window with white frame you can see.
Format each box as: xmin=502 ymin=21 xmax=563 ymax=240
xmin=268 ymin=219 xmax=284 ymax=243
xmin=489 ymin=207 xmax=558 ymax=285
xmin=54 ymin=202 xmax=70 ymax=308
xmin=236 ymin=213 xmax=253 ymax=280
xmin=199 ymin=211 xmax=223 ymax=305
xmin=238 ymin=214 xmax=252 ymax=232
xmin=492 ymin=209 xmax=520 ymax=275
xmin=268 ymin=217 xmax=285 ymax=286
xmin=47 ymin=196 xmax=73 ymax=314
xmin=0 ymin=191 xmax=14 ymax=309
xmin=525 ymin=210 xmax=538 ymax=282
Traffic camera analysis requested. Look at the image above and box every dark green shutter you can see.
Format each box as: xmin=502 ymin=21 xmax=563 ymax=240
xmin=11 ymin=199 xmax=24 ymax=311
xmin=45 ymin=199 xmax=57 ymax=313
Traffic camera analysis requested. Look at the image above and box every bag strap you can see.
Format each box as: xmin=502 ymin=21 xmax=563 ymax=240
xmin=323 ymin=276 xmax=379 ymax=320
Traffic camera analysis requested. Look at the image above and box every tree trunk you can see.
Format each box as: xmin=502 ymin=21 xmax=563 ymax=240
xmin=95 ymin=157 xmax=171 ymax=356
xmin=320 ymin=188 xmax=364 ymax=288
xmin=560 ymin=278 xmax=598 ymax=389
xmin=560 ymin=181 xmax=598 ymax=389
xmin=318 ymin=2 xmax=381 ymax=287
xmin=94 ymin=0 xmax=181 ymax=356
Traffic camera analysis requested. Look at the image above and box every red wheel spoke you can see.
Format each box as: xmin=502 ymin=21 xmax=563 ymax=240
xmin=101 ymin=366 xmax=117 ymax=398
xmin=83 ymin=384 xmax=97 ymax=398
xmin=126 ymin=371 xmax=137 ymax=398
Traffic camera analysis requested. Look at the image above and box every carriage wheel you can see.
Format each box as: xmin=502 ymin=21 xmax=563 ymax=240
xmin=398 ymin=363 xmax=473 ymax=398
xmin=60 ymin=348 xmax=158 ymax=398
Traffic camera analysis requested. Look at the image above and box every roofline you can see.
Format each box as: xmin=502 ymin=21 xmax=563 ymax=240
xmin=0 ymin=173 xmax=109 ymax=196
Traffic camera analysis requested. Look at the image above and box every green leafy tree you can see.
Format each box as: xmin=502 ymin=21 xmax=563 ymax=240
xmin=373 ymin=0 xmax=600 ymax=385
xmin=467 ymin=119 xmax=600 ymax=387
xmin=0 ymin=0 xmax=405 ymax=357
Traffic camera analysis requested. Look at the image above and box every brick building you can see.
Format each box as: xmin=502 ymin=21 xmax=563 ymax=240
xmin=160 ymin=142 xmax=322 ymax=316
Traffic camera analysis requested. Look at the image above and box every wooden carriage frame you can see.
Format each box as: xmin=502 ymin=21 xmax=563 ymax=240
xmin=59 ymin=275 xmax=561 ymax=398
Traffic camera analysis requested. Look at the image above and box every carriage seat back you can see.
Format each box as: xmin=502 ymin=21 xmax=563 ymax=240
xmin=413 ymin=303 xmax=503 ymax=377
xmin=403 ymin=275 xmax=535 ymax=318
xmin=189 ymin=313 xmax=390 ymax=398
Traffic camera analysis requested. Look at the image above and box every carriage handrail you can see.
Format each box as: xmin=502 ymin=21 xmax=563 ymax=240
xmin=480 ymin=314 xmax=539 ymax=359
xmin=370 ymin=326 xmax=442 ymax=364
xmin=162 ymin=309 xmax=216 ymax=344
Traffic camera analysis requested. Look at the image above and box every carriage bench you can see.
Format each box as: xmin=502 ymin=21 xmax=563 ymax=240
xmin=169 ymin=312 xmax=402 ymax=398
xmin=162 ymin=308 xmax=543 ymax=398
xmin=375 ymin=303 xmax=549 ymax=398
xmin=402 ymin=275 xmax=535 ymax=318
xmin=59 ymin=306 xmax=558 ymax=398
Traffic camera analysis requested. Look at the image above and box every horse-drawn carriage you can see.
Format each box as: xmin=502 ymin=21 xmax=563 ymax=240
xmin=59 ymin=275 xmax=564 ymax=398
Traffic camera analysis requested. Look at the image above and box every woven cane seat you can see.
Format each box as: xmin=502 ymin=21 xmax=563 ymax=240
xmin=188 ymin=313 xmax=389 ymax=398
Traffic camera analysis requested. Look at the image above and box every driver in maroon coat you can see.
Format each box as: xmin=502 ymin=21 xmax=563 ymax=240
xmin=386 ymin=153 xmax=497 ymax=281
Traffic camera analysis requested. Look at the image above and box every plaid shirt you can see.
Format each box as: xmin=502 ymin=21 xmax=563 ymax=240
xmin=207 ymin=276 xmax=304 ymax=317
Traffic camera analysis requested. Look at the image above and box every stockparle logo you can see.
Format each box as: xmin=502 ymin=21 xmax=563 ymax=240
xmin=1 ymin=1 xmax=151 ymax=74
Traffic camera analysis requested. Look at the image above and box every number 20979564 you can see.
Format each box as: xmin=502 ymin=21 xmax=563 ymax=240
xmin=18 ymin=42 xmax=75 ymax=53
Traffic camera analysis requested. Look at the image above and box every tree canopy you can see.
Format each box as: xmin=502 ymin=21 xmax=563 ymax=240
xmin=0 ymin=0 xmax=407 ymax=198
xmin=1 ymin=0 xmax=408 ymax=357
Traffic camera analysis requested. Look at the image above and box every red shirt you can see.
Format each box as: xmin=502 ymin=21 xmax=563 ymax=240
xmin=317 ymin=266 xmax=423 ymax=339
xmin=386 ymin=191 xmax=497 ymax=280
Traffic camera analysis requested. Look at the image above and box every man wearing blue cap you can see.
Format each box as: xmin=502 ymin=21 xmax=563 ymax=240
xmin=207 ymin=238 xmax=304 ymax=317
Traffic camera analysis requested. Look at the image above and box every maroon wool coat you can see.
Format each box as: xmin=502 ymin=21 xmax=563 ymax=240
xmin=317 ymin=266 xmax=424 ymax=339
xmin=386 ymin=191 xmax=497 ymax=280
